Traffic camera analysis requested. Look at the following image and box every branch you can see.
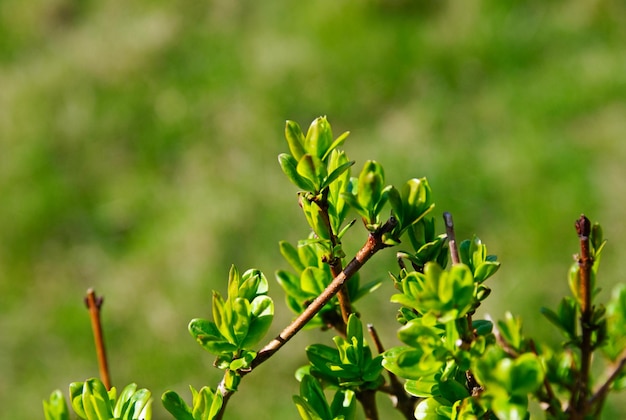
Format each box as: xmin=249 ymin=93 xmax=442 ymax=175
xmin=443 ymin=212 xmax=460 ymax=265
xmin=314 ymin=190 xmax=352 ymax=329
xmin=368 ymin=324 xmax=417 ymax=420
xmin=590 ymin=349 xmax=626 ymax=413
xmin=253 ymin=216 xmax=397 ymax=368
xmin=572 ymin=214 xmax=594 ymax=416
xmin=213 ymin=217 xmax=398 ymax=418
xmin=84 ymin=289 xmax=112 ymax=390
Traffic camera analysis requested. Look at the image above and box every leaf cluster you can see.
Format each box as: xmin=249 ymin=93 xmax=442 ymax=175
xmin=43 ymin=379 xmax=151 ymax=420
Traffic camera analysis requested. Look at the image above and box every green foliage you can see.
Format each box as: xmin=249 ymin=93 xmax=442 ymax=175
xmin=187 ymin=266 xmax=274 ymax=384
xmin=162 ymin=387 xmax=222 ymax=420
xmin=43 ymin=379 xmax=152 ymax=420
xmin=43 ymin=117 xmax=626 ymax=420
xmin=293 ymin=375 xmax=356 ymax=420
xmin=304 ymin=314 xmax=384 ymax=390
xmin=276 ymin=240 xmax=380 ymax=329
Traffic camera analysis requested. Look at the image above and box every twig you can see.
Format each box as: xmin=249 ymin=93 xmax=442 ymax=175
xmin=590 ymin=350 xmax=626 ymax=412
xmin=214 ymin=217 xmax=398 ymax=418
xmin=314 ymin=190 xmax=352 ymax=327
xmin=443 ymin=212 xmax=460 ymax=265
xmin=529 ymin=339 xmax=561 ymax=417
xmin=253 ymin=217 xmax=396 ymax=368
xmin=368 ymin=324 xmax=417 ymax=420
xmin=84 ymin=289 xmax=112 ymax=390
xmin=572 ymin=215 xmax=594 ymax=416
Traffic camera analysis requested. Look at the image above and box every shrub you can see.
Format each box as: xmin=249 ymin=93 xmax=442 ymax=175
xmin=44 ymin=117 xmax=626 ymax=419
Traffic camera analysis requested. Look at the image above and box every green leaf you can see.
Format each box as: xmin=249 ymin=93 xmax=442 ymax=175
xmin=162 ymin=391 xmax=194 ymax=420
xmin=242 ymin=295 xmax=274 ymax=348
xmin=321 ymin=159 xmax=355 ymax=191
xmin=118 ymin=387 xmax=151 ymax=420
xmin=305 ymin=116 xmax=334 ymax=160
xmin=279 ymin=153 xmax=316 ymax=191
xmin=404 ymin=377 xmax=438 ymax=398
xmin=329 ymin=389 xmax=356 ymax=420
xmin=473 ymin=261 xmax=500 ymax=283
xmin=496 ymin=312 xmax=525 ymax=352
xmin=293 ymin=396 xmax=324 ymax=420
xmin=301 ymin=267 xmax=330 ymax=295
xmin=113 ymin=384 xmax=137 ymax=418
xmin=285 ymin=120 xmax=306 ymax=161
xmin=279 ymin=241 xmax=306 ymax=273
xmin=188 ymin=318 xmax=238 ymax=354
xmin=400 ymin=178 xmax=434 ymax=229
xmin=414 ymin=397 xmax=450 ymax=420
xmin=239 ymin=268 xmax=268 ymax=299
xmin=382 ymin=346 xmax=445 ymax=380
xmin=227 ymin=265 xmax=240 ymax=303
xmin=43 ymin=390 xmax=70 ymax=420
xmin=299 ymin=375 xmax=333 ymax=419
xmin=82 ymin=378 xmax=114 ymax=420
xmin=297 ymin=154 xmax=326 ymax=192
xmin=212 ymin=292 xmax=236 ymax=344
xmin=276 ymin=270 xmax=312 ymax=301
xmin=438 ymin=379 xmax=470 ymax=402
xmin=357 ymin=161 xmax=385 ymax=211
xmin=473 ymin=319 xmax=493 ymax=336
xmin=208 ymin=389 xmax=223 ymax=420
xmin=69 ymin=382 xmax=86 ymax=419
xmin=300 ymin=197 xmax=331 ymax=240
xmin=231 ymin=297 xmax=251 ymax=346
xmin=321 ymin=130 xmax=350 ymax=162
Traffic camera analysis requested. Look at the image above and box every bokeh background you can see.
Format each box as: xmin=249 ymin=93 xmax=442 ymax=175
xmin=1 ymin=0 xmax=625 ymax=418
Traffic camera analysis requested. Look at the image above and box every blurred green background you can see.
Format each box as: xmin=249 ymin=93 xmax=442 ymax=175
xmin=1 ymin=0 xmax=625 ymax=418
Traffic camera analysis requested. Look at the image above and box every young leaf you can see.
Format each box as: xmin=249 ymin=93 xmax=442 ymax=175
xmin=279 ymin=153 xmax=316 ymax=191
xmin=188 ymin=318 xmax=238 ymax=354
xmin=305 ymin=116 xmax=333 ymax=161
xmin=279 ymin=241 xmax=306 ymax=273
xmin=297 ymin=154 xmax=326 ymax=192
xmin=43 ymin=390 xmax=70 ymax=420
xmin=285 ymin=120 xmax=306 ymax=161
xmin=162 ymin=391 xmax=194 ymax=420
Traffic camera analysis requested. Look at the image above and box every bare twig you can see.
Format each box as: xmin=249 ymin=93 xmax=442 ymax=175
xmin=590 ymin=349 xmax=626 ymax=413
xmin=84 ymin=289 xmax=112 ymax=390
xmin=571 ymin=215 xmax=594 ymax=416
xmin=368 ymin=324 xmax=417 ymax=420
xmin=529 ymin=339 xmax=561 ymax=417
xmin=443 ymin=212 xmax=460 ymax=265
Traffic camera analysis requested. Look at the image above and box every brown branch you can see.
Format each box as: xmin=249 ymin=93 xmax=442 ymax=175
xmin=213 ymin=217 xmax=398 ymax=418
xmin=315 ymin=190 xmax=352 ymax=327
xmin=253 ymin=217 xmax=397 ymax=368
xmin=356 ymin=389 xmax=379 ymax=420
xmin=572 ymin=215 xmax=594 ymax=416
xmin=443 ymin=212 xmax=460 ymax=265
xmin=84 ymin=289 xmax=112 ymax=390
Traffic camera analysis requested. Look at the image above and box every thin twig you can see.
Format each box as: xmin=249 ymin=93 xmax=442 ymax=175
xmin=253 ymin=217 xmax=397 ymax=368
xmin=529 ymin=339 xmax=561 ymax=417
xmin=590 ymin=350 xmax=626 ymax=412
xmin=368 ymin=324 xmax=417 ymax=420
xmin=443 ymin=212 xmax=460 ymax=265
xmin=213 ymin=218 xmax=398 ymax=418
xmin=314 ymin=191 xmax=352 ymax=328
xmin=84 ymin=289 xmax=111 ymax=390
xmin=573 ymin=215 xmax=594 ymax=416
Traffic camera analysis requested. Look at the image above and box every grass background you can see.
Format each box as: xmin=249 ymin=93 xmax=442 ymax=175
xmin=1 ymin=0 xmax=625 ymax=418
